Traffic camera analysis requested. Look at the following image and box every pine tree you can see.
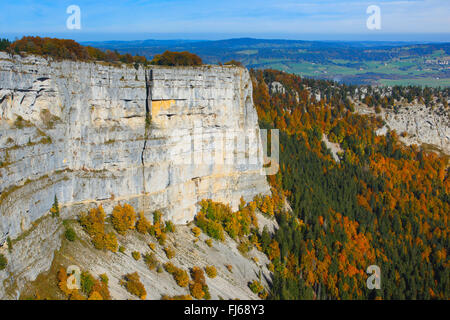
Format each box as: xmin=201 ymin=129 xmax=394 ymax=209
xmin=50 ymin=195 xmax=60 ymax=218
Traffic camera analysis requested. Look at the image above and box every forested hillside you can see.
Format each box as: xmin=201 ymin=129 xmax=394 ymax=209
xmin=250 ymin=69 xmax=449 ymax=299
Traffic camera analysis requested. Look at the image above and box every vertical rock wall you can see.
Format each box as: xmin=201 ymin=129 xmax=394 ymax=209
xmin=0 ymin=52 xmax=270 ymax=240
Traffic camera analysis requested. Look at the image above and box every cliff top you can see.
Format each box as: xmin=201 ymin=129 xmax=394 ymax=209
xmin=0 ymin=36 xmax=243 ymax=71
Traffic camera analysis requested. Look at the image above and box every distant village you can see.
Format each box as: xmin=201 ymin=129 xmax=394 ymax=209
xmin=425 ymin=57 xmax=449 ymax=65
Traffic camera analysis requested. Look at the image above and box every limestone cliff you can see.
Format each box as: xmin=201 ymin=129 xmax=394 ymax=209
xmin=0 ymin=53 xmax=271 ymax=298
xmin=356 ymin=103 xmax=450 ymax=155
xmin=377 ymin=106 xmax=449 ymax=155
xmin=0 ymin=52 xmax=270 ymax=239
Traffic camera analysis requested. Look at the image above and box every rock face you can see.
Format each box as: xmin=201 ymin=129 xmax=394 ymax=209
xmin=0 ymin=52 xmax=270 ymax=241
xmin=0 ymin=214 xmax=63 ymax=299
xmin=378 ymin=105 xmax=450 ymax=155
xmin=269 ymin=81 xmax=285 ymax=95
xmin=17 ymin=213 xmax=275 ymax=300
xmin=321 ymin=134 xmax=342 ymax=163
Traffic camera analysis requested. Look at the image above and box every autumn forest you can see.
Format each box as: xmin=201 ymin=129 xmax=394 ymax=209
xmin=251 ymin=69 xmax=449 ymax=299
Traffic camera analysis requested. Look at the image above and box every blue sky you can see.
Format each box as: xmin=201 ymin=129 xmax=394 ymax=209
xmin=1 ymin=0 xmax=449 ymax=41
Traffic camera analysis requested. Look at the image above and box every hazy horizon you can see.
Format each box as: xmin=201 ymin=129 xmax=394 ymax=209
xmin=3 ymin=32 xmax=450 ymax=43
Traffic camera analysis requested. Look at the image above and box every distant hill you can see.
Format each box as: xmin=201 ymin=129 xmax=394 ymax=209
xmin=82 ymin=38 xmax=450 ymax=87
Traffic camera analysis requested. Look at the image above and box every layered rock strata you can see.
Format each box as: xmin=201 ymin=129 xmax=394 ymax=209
xmin=0 ymin=52 xmax=270 ymax=240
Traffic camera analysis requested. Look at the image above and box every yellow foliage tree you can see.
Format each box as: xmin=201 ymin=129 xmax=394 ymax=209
xmin=111 ymin=203 xmax=136 ymax=235
xmin=88 ymin=291 xmax=103 ymax=300
xmin=189 ymin=282 xmax=205 ymax=300
xmin=205 ymin=266 xmax=217 ymax=278
xmin=136 ymin=212 xmax=151 ymax=234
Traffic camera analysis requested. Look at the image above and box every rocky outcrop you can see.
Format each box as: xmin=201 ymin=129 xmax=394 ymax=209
xmin=378 ymin=105 xmax=449 ymax=155
xmin=269 ymin=81 xmax=285 ymax=95
xmin=356 ymin=103 xmax=450 ymax=155
xmin=0 ymin=52 xmax=270 ymax=240
xmin=322 ymin=134 xmax=342 ymax=162
xmin=0 ymin=214 xmax=63 ymax=299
